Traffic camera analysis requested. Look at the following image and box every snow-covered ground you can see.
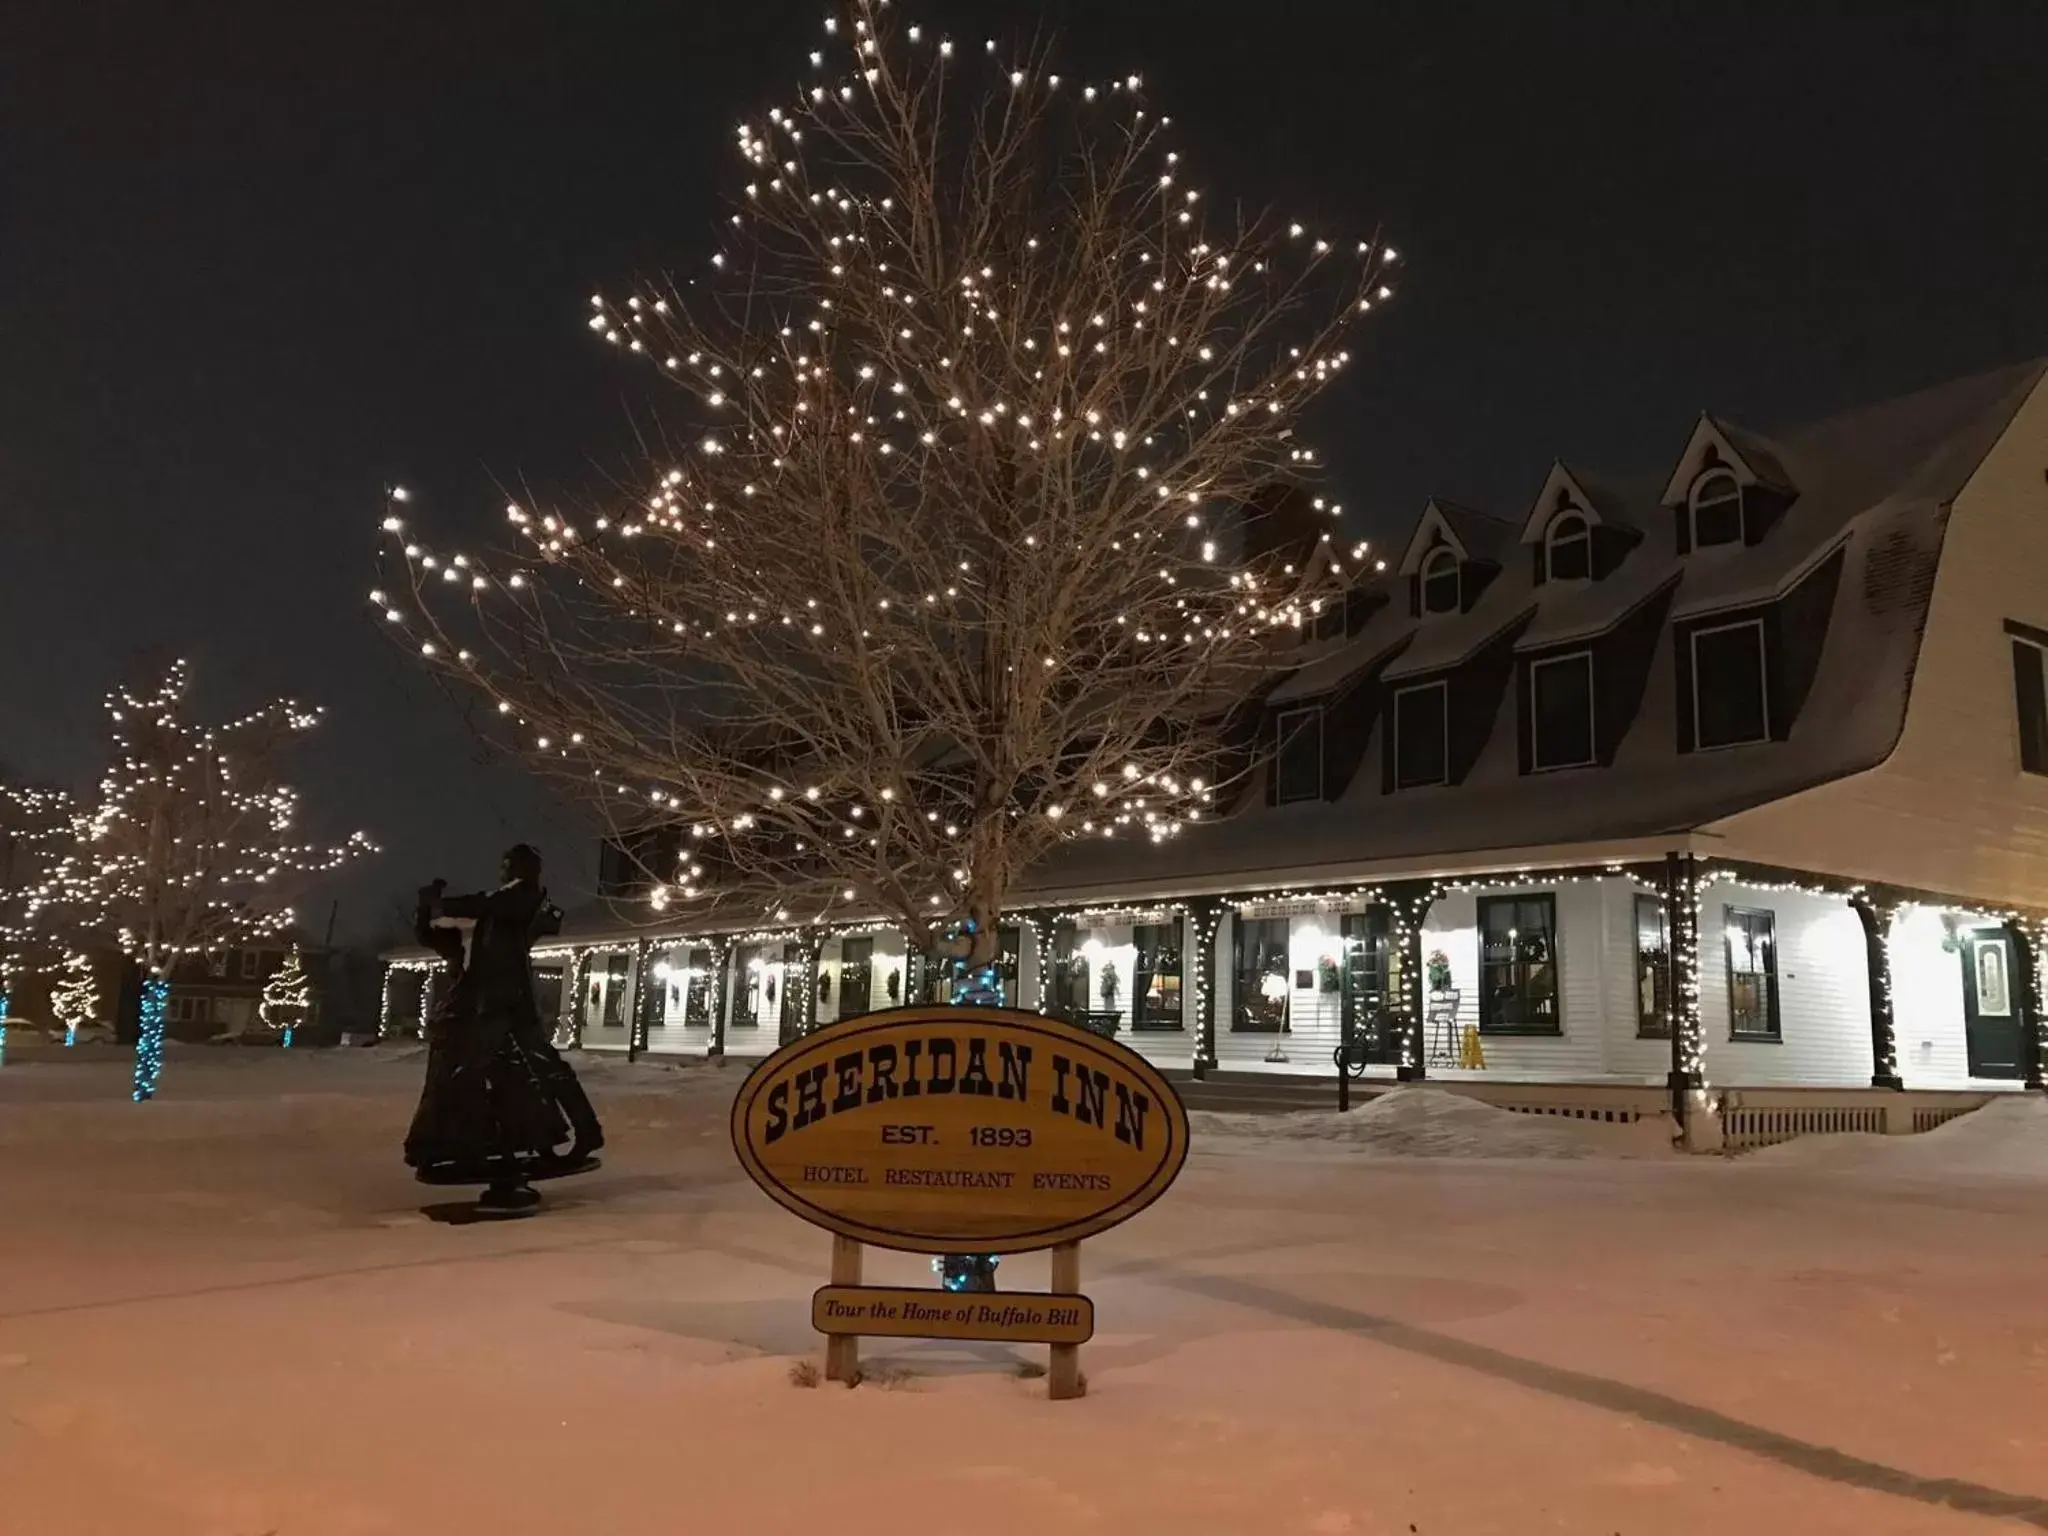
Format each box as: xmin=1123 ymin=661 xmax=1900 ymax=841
xmin=3 ymin=1050 xmax=2047 ymax=1535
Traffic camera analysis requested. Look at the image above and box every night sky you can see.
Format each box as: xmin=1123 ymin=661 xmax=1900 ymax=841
xmin=5 ymin=0 xmax=2044 ymax=943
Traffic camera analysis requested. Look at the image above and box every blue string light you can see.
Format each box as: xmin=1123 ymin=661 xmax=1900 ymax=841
xmin=133 ymin=977 xmax=168 ymax=1102
xmin=0 ymin=988 xmax=9 ymax=1069
xmin=933 ymin=921 xmax=1001 ymax=1293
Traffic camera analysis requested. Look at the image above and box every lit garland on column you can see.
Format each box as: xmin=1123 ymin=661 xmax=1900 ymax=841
xmin=563 ymin=950 xmax=593 ymax=1050
xmin=1030 ymin=917 xmax=1057 ymax=1014
xmin=1189 ymin=899 xmax=1225 ymax=1073
xmin=0 ymin=984 xmax=9 ymax=1068
xmin=261 ymin=946 xmax=313 ymax=1049
xmin=1671 ymin=859 xmax=1706 ymax=1091
xmin=133 ymin=974 xmax=169 ymax=1102
xmin=50 ymin=950 xmax=100 ymax=1048
xmin=630 ymin=938 xmax=654 ymax=1057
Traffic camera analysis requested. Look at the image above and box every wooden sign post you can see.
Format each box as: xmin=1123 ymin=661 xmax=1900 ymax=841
xmin=731 ymin=1005 xmax=1191 ymax=1399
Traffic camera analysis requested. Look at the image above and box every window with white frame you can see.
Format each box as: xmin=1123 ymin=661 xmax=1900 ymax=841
xmin=732 ymin=945 xmax=766 ymax=1028
xmin=1634 ymin=894 xmax=1670 ymax=1038
xmin=1528 ymin=652 xmax=1595 ymax=770
xmin=1689 ymin=469 xmax=1743 ymax=548
xmin=1420 ymin=546 xmax=1461 ymax=615
xmin=682 ymin=946 xmax=714 ymax=1026
xmin=2009 ymin=628 xmax=2047 ymax=776
xmin=1274 ymin=706 xmax=1323 ymax=804
xmin=1690 ymin=619 xmax=1769 ymax=749
xmin=1545 ymin=510 xmax=1591 ymax=582
xmin=1393 ymin=681 xmax=1449 ymax=788
xmin=1725 ymin=906 xmax=1780 ymax=1040
xmin=1478 ymin=895 xmax=1560 ymax=1034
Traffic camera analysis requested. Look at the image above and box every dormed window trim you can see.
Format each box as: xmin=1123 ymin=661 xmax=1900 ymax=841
xmin=1527 ymin=650 xmax=1597 ymax=772
xmin=1419 ymin=545 xmax=1461 ymax=615
xmin=1273 ymin=704 xmax=1324 ymax=804
xmin=1392 ymin=678 xmax=1450 ymax=788
xmin=1543 ymin=508 xmax=1592 ymax=581
xmin=1688 ymin=467 xmax=1743 ymax=548
xmin=1690 ymin=616 xmax=1770 ymax=750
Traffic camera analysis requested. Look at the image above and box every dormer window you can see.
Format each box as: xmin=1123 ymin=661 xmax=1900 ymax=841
xmin=1688 ymin=469 xmax=1743 ymax=548
xmin=1544 ymin=510 xmax=1591 ymax=582
xmin=1420 ymin=546 xmax=1461 ymax=615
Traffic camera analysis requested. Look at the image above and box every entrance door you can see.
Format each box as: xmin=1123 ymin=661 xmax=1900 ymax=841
xmin=1961 ymin=925 xmax=2023 ymax=1080
xmin=1340 ymin=908 xmax=1398 ymax=1064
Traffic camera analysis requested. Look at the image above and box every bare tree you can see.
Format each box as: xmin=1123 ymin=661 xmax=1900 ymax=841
xmin=378 ymin=1 xmax=1394 ymax=971
xmin=49 ymin=662 xmax=374 ymax=1098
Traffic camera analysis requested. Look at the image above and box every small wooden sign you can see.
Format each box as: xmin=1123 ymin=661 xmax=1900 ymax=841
xmin=813 ymin=1284 xmax=1095 ymax=1345
xmin=730 ymin=1005 xmax=1190 ymax=1254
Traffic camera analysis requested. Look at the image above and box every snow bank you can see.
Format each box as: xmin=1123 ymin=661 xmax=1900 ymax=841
xmin=1192 ymin=1087 xmax=1676 ymax=1160
xmin=1746 ymin=1094 xmax=2048 ymax=1178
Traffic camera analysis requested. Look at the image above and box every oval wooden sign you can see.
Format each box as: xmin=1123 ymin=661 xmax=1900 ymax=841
xmin=730 ymin=1005 xmax=1190 ymax=1254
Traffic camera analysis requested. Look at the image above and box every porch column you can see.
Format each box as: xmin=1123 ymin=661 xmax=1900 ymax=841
xmin=708 ymin=939 xmax=732 ymax=1059
xmin=564 ymin=951 xmax=591 ymax=1051
xmin=1851 ymin=896 xmax=1903 ymax=1089
xmin=1025 ymin=913 xmax=1056 ymax=1014
xmin=1663 ymin=853 xmax=1704 ymax=1111
xmin=1383 ymin=880 xmax=1435 ymax=1083
xmin=787 ymin=933 xmax=824 ymax=1044
xmin=2014 ymin=922 xmax=2046 ymax=1092
xmin=627 ymin=938 xmax=652 ymax=1061
xmin=1190 ymin=898 xmax=1225 ymax=1078
xmin=904 ymin=945 xmax=926 ymax=1008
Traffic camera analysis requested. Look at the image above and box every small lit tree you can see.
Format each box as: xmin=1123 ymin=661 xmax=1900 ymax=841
xmin=57 ymin=663 xmax=373 ymax=1099
xmin=49 ymin=950 xmax=101 ymax=1047
xmin=1 ymin=783 xmax=77 ymax=1065
xmin=377 ymin=1 xmax=1394 ymax=978
xmin=260 ymin=945 xmax=313 ymax=1048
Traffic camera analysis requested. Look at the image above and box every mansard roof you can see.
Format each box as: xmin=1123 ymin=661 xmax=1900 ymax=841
xmin=1026 ymin=356 xmax=2048 ymax=902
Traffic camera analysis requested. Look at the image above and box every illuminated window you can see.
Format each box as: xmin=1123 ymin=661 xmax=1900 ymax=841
xmin=1635 ymin=895 xmax=1670 ymax=1038
xmin=1478 ymin=895 xmax=1559 ymax=1034
xmin=1725 ymin=907 xmax=1780 ymax=1040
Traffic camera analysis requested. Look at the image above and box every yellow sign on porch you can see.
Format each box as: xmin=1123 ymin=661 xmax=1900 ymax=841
xmin=729 ymin=1005 xmax=1190 ymax=1254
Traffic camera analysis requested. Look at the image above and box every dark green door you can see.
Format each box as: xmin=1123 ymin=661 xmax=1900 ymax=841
xmin=1341 ymin=908 xmax=1397 ymax=1063
xmin=1961 ymin=925 xmax=2023 ymax=1080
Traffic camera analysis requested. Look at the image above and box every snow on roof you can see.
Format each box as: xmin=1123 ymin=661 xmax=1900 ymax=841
xmin=1264 ymin=602 xmax=1416 ymax=703
xmin=1379 ymin=596 xmax=1533 ymax=682
xmin=1026 ymin=357 xmax=2047 ymax=900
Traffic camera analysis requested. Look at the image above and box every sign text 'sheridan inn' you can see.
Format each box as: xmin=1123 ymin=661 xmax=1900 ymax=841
xmin=730 ymin=1006 xmax=1190 ymax=1254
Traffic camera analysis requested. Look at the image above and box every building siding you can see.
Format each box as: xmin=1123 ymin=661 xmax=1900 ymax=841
xmin=1421 ymin=884 xmax=1611 ymax=1081
xmin=1696 ymin=882 xmax=1872 ymax=1087
xmin=1705 ymin=376 xmax=2048 ymax=906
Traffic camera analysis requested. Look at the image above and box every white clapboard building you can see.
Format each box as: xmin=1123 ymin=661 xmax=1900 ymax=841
xmin=383 ymin=358 xmax=2048 ymax=1143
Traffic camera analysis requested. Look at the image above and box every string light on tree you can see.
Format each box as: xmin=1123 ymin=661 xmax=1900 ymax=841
xmin=39 ymin=662 xmax=373 ymax=1100
xmin=261 ymin=945 xmax=313 ymax=1049
xmin=372 ymin=0 xmax=1397 ymax=1000
xmin=49 ymin=950 xmax=100 ymax=1048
